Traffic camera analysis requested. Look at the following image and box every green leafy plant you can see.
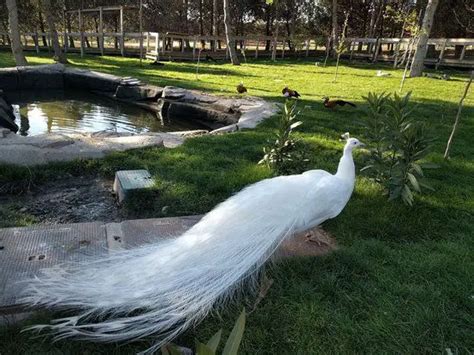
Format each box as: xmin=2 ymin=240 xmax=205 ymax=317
xmin=361 ymin=91 xmax=436 ymax=206
xmin=259 ymin=99 xmax=309 ymax=175
xmin=162 ymin=309 xmax=246 ymax=355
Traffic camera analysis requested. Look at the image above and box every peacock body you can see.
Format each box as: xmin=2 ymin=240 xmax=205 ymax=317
xmin=23 ymin=136 xmax=365 ymax=353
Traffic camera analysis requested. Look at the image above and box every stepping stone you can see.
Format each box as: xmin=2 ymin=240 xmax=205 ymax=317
xmin=113 ymin=170 xmax=155 ymax=204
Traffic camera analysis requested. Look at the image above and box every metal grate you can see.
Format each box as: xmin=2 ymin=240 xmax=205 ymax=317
xmin=0 ymin=216 xmax=201 ymax=314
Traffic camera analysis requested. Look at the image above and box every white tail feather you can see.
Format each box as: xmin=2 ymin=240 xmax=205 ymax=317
xmin=22 ymin=179 xmax=301 ymax=353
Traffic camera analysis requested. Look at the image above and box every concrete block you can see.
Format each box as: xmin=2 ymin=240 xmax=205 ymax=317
xmin=113 ymin=170 xmax=155 ymax=204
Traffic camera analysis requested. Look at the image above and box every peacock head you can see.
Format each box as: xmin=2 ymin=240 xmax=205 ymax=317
xmin=341 ymin=132 xmax=365 ymax=151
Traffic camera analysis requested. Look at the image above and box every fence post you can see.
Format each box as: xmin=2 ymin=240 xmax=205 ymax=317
xmin=78 ymin=10 xmax=84 ymax=57
xmin=349 ymin=40 xmax=355 ymax=61
xmin=155 ymin=33 xmax=160 ymax=61
xmin=271 ymin=38 xmax=277 ymax=61
xmin=436 ymin=39 xmax=447 ymax=70
xmin=459 ymin=45 xmax=466 ymax=61
xmin=372 ymin=39 xmax=380 ymax=62
xmin=34 ymin=33 xmax=40 ymax=53
xmin=99 ymin=6 xmax=104 ymax=55
xmin=393 ymin=40 xmax=401 ymax=68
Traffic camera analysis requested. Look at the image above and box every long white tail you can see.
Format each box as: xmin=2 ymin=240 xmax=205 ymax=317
xmin=22 ymin=177 xmax=303 ymax=353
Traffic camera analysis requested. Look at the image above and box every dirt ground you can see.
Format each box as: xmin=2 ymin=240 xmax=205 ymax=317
xmin=1 ymin=175 xmax=337 ymax=257
xmin=2 ymin=175 xmax=124 ymax=224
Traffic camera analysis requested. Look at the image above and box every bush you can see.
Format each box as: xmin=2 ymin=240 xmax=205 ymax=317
xmin=259 ymin=99 xmax=309 ymax=176
xmin=361 ymin=91 xmax=436 ymax=206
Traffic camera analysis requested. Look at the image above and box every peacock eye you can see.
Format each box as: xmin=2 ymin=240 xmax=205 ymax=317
xmin=353 ymin=142 xmax=357 ymax=145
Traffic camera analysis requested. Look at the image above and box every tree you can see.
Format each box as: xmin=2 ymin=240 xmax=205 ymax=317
xmin=330 ymin=0 xmax=337 ymax=57
xmin=5 ymin=0 xmax=27 ymax=66
xmin=223 ymin=0 xmax=240 ymax=65
xmin=444 ymin=71 xmax=473 ymax=159
xmin=333 ymin=11 xmax=349 ymax=83
xmin=410 ymin=0 xmax=439 ymax=77
xmin=41 ymin=0 xmax=68 ymax=64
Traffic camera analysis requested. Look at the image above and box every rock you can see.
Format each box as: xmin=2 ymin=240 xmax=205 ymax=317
xmin=64 ymin=67 xmax=122 ymax=92
xmin=210 ymin=124 xmax=239 ymax=134
xmin=156 ymin=98 xmax=171 ymax=112
xmin=161 ymin=86 xmax=192 ymax=100
xmin=0 ymin=128 xmax=12 ymax=137
xmin=17 ymin=64 xmax=65 ymax=90
xmin=0 ymin=107 xmax=18 ymax=132
xmin=0 ymin=67 xmax=19 ymax=91
xmin=162 ymin=100 xmax=239 ymax=126
xmin=115 ymin=84 xmax=163 ymax=101
xmin=0 ymin=132 xmax=165 ymax=166
xmin=90 ymin=130 xmax=123 ymax=138
xmin=43 ymin=140 xmax=75 ymax=149
xmin=0 ymin=97 xmax=15 ymax=120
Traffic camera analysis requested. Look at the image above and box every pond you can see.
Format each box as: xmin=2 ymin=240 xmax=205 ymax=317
xmin=7 ymin=90 xmax=206 ymax=136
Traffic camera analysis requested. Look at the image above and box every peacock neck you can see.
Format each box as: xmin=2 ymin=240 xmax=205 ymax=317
xmin=335 ymin=147 xmax=355 ymax=183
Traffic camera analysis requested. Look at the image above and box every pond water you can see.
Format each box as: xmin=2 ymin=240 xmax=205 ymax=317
xmin=8 ymin=90 xmax=205 ymax=136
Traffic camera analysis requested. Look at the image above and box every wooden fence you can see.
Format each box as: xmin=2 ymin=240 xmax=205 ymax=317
xmin=0 ymin=32 xmax=472 ymax=68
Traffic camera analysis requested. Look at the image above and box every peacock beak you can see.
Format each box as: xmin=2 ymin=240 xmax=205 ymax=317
xmin=359 ymin=142 xmax=366 ymax=147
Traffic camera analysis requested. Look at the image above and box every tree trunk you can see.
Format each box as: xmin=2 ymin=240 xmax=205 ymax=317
xmin=223 ymin=0 xmax=239 ymax=65
xmin=1 ymin=20 xmax=11 ymax=45
xmin=211 ymin=0 xmax=217 ymax=50
xmin=42 ymin=0 xmax=68 ymax=63
xmin=181 ymin=0 xmax=191 ymax=48
xmin=375 ymin=1 xmax=386 ymax=37
xmin=94 ymin=16 xmax=100 ymax=48
xmin=330 ymin=0 xmax=338 ymax=57
xmin=65 ymin=12 xmax=75 ymax=47
xmin=38 ymin=6 xmax=48 ymax=47
xmin=410 ymin=0 xmax=439 ymax=77
xmin=212 ymin=0 xmax=218 ymax=35
xmin=183 ymin=0 xmax=189 ymax=33
xmin=199 ymin=0 xmax=205 ymax=47
xmin=265 ymin=5 xmax=272 ymax=51
xmin=368 ymin=0 xmax=378 ymax=37
xmin=199 ymin=0 xmax=204 ymax=35
xmin=114 ymin=17 xmax=119 ymax=49
xmin=5 ymin=0 xmax=28 ymax=66
xmin=444 ymin=71 xmax=473 ymax=159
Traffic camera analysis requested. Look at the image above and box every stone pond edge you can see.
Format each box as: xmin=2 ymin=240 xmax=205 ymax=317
xmin=0 ymin=64 xmax=279 ymax=166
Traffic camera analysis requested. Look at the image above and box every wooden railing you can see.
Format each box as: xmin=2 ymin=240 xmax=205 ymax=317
xmin=0 ymin=32 xmax=472 ymax=68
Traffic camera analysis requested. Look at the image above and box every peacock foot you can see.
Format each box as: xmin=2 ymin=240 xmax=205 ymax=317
xmin=304 ymin=231 xmax=330 ymax=247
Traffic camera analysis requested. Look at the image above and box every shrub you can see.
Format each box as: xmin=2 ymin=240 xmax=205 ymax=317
xmin=259 ymin=99 xmax=309 ymax=175
xmin=361 ymin=91 xmax=436 ymax=206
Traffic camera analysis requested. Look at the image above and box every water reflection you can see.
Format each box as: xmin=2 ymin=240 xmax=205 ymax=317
xmin=8 ymin=90 xmax=205 ymax=136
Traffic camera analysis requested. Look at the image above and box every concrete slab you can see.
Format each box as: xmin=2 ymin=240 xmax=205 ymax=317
xmin=113 ymin=170 xmax=155 ymax=204
xmin=0 ymin=216 xmax=335 ymax=315
xmin=0 ymin=131 xmax=167 ymax=166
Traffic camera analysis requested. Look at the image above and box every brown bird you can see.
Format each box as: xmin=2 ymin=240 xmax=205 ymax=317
xmin=237 ymin=82 xmax=247 ymax=94
xmin=282 ymin=86 xmax=301 ymax=98
xmin=323 ymin=97 xmax=356 ymax=109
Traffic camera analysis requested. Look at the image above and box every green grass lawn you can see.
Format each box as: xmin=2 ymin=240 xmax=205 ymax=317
xmin=0 ymin=52 xmax=473 ymax=354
